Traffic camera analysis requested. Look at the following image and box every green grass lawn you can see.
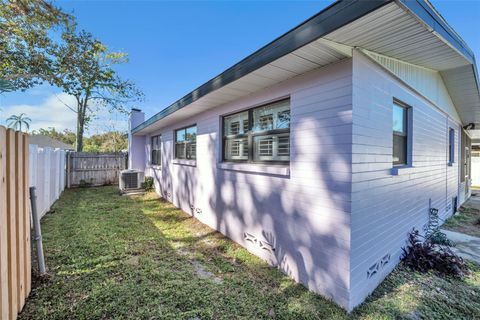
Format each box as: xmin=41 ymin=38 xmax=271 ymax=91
xmin=21 ymin=187 xmax=480 ymax=319
xmin=443 ymin=205 xmax=480 ymax=238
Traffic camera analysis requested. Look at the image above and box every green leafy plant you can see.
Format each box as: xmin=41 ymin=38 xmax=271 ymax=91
xmin=429 ymin=231 xmax=454 ymax=246
xmin=0 ymin=0 xmax=73 ymax=91
xmin=426 ymin=208 xmax=455 ymax=246
xmin=141 ymin=176 xmax=154 ymax=191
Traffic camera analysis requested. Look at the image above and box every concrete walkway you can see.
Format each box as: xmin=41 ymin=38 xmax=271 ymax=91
xmin=441 ymin=229 xmax=480 ymax=264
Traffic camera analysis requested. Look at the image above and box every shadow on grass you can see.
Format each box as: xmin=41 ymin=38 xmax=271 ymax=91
xmin=20 ymin=187 xmax=480 ymax=320
xmin=20 ymin=187 xmax=346 ymax=320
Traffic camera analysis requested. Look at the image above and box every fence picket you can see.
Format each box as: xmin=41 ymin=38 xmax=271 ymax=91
xmin=6 ymin=129 xmax=17 ymax=319
xmin=0 ymin=126 xmax=9 ymax=320
xmin=1 ymin=128 xmax=32 ymax=319
xmin=14 ymin=132 xmax=25 ymax=310
xmin=23 ymin=135 xmax=31 ymax=297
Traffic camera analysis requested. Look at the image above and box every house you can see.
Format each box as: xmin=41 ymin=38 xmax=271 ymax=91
xmin=29 ymin=135 xmax=74 ymax=150
xmin=128 ymin=0 xmax=480 ymax=311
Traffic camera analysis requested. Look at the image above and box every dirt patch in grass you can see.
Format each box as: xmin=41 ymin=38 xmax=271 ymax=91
xmin=20 ymin=187 xmax=480 ymax=319
xmin=443 ymin=205 xmax=480 ymax=238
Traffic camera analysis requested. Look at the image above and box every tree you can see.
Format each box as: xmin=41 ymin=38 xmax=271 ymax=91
xmin=83 ymin=131 xmax=127 ymax=152
xmin=31 ymin=127 xmax=126 ymax=152
xmin=7 ymin=113 xmax=31 ymax=131
xmin=0 ymin=79 xmax=15 ymax=93
xmin=50 ymin=29 xmax=143 ymax=151
xmin=31 ymin=127 xmax=76 ymax=145
xmin=0 ymin=0 xmax=72 ymax=91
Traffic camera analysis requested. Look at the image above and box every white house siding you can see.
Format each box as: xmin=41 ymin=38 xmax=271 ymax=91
xmin=144 ymin=59 xmax=354 ymax=309
xmin=363 ymin=50 xmax=461 ymax=124
xmin=349 ymin=50 xmax=462 ymax=309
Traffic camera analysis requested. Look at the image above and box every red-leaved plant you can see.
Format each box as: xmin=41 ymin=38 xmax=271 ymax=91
xmin=402 ymin=229 xmax=469 ymax=278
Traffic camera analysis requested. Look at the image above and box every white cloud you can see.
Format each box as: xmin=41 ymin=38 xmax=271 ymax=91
xmin=0 ymin=93 xmax=128 ymax=135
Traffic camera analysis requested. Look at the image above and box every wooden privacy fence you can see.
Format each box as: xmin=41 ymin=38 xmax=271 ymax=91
xmin=0 ymin=126 xmax=31 ymax=320
xmin=67 ymin=152 xmax=127 ymax=188
xmin=29 ymin=145 xmax=66 ymax=219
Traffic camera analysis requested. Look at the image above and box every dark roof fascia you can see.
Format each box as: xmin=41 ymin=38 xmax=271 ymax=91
xmin=398 ymin=0 xmax=480 ymax=100
xmin=398 ymin=0 xmax=475 ymax=64
xmin=132 ymin=0 xmax=392 ymax=134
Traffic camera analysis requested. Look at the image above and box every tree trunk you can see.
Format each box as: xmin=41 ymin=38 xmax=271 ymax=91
xmin=75 ymin=94 xmax=89 ymax=152
xmin=76 ymin=116 xmax=84 ymax=152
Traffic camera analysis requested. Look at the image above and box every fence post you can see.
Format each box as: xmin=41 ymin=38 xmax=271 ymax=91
xmin=22 ymin=134 xmax=31 ymax=297
xmin=29 ymin=187 xmax=45 ymax=275
xmin=43 ymin=147 xmax=52 ymax=214
xmin=66 ymin=152 xmax=70 ymax=189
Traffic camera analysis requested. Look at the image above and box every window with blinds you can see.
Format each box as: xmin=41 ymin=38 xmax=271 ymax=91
xmin=223 ymin=99 xmax=290 ymax=163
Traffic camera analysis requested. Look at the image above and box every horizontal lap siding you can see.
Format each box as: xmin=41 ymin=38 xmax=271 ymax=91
xmin=349 ymin=51 xmax=461 ymax=309
xmin=144 ymin=60 xmax=353 ymax=308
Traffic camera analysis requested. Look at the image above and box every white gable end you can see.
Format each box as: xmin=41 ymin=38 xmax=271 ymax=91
xmin=362 ymin=49 xmax=461 ymax=123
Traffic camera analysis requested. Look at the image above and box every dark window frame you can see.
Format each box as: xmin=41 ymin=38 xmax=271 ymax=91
xmin=151 ymin=135 xmax=162 ymax=166
xmin=392 ymin=100 xmax=410 ymax=166
xmin=222 ymin=98 xmax=290 ymax=165
xmin=448 ymin=127 xmax=455 ymax=164
xmin=175 ymin=124 xmax=197 ymax=160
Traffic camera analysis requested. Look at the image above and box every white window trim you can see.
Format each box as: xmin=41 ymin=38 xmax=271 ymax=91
xmin=173 ymin=159 xmax=196 ymax=167
xmin=391 ymin=165 xmax=415 ymax=176
xmin=218 ymin=162 xmax=289 ymax=176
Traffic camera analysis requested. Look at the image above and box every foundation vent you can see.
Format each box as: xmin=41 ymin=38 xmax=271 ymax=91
xmin=367 ymin=253 xmax=391 ymax=279
xmin=243 ymin=232 xmax=275 ymax=253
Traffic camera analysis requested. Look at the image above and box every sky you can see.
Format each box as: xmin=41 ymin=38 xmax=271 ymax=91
xmin=0 ymin=0 xmax=479 ymax=135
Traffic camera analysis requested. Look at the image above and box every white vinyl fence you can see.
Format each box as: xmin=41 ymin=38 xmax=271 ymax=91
xmin=29 ymin=145 xmax=66 ymax=218
xmin=472 ymin=155 xmax=480 ymax=187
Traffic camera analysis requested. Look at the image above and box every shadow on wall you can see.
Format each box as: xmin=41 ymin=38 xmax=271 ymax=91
xmin=192 ymin=109 xmax=354 ymax=307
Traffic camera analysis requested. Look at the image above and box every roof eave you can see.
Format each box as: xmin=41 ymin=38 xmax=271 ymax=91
xmin=132 ymin=0 xmax=392 ymax=134
xmin=133 ymin=0 xmax=479 ymax=134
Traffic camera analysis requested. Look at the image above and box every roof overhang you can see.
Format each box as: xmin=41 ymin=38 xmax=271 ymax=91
xmin=133 ymin=0 xmax=480 ymax=137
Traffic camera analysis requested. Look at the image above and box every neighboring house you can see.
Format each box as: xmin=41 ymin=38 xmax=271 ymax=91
xmin=29 ymin=135 xmax=74 ymax=150
xmin=128 ymin=0 xmax=480 ymax=311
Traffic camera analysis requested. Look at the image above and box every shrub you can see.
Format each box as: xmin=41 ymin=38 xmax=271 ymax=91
xmin=402 ymin=229 xmax=469 ymax=278
xmin=142 ymin=176 xmax=154 ymax=191
xmin=429 ymin=230 xmax=455 ymax=246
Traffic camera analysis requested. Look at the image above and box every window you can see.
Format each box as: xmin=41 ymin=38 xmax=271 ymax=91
xmin=175 ymin=125 xmax=197 ymax=159
xmin=449 ymin=128 xmax=455 ymax=164
xmin=151 ymin=135 xmax=161 ymax=165
xmin=392 ymin=101 xmax=409 ymax=166
xmin=223 ymin=99 xmax=290 ymax=163
xmin=461 ymin=131 xmax=471 ymax=182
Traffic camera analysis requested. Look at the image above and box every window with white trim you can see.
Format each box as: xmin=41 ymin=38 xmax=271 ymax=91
xmin=175 ymin=125 xmax=197 ymax=159
xmin=223 ymin=99 xmax=290 ymax=163
xmin=151 ymin=135 xmax=161 ymax=165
